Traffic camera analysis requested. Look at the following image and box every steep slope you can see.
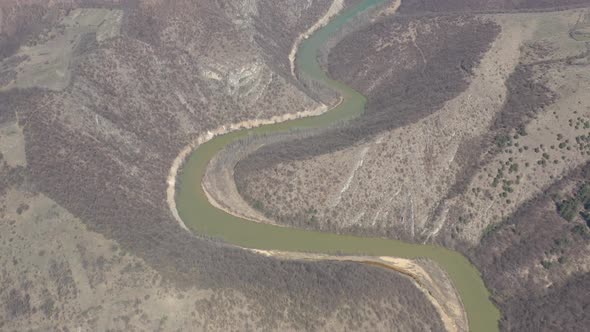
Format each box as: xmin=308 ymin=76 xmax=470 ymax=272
xmin=234 ymin=13 xmax=502 ymax=237
xmin=0 ymin=0 xmax=449 ymax=330
xmin=230 ymin=2 xmax=590 ymax=330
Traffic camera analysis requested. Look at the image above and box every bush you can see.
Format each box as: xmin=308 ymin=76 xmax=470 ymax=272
xmin=495 ymin=135 xmax=512 ymax=148
xmin=571 ymin=224 xmax=588 ymax=237
xmin=509 ymin=163 xmax=519 ymax=173
xmin=557 ymin=197 xmax=579 ymax=221
xmin=577 ymin=184 xmax=590 ymax=204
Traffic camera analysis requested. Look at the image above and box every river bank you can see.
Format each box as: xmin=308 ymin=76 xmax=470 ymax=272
xmin=173 ymin=0 xmax=500 ymax=330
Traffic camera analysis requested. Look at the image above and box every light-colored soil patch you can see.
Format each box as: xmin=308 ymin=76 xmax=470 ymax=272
xmin=0 ymin=120 xmax=26 ymax=167
xmin=570 ymin=11 xmax=590 ymax=41
xmin=203 ymin=139 xmax=276 ymax=225
xmin=0 ymin=188 xmax=255 ymax=331
xmin=0 ymin=8 xmax=122 ymax=91
xmin=377 ymin=0 xmax=401 ymax=17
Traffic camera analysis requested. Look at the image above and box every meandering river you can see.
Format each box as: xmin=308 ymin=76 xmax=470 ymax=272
xmin=175 ymin=0 xmax=500 ymax=330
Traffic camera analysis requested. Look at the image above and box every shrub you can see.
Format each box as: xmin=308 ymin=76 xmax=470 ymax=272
xmin=571 ymin=224 xmax=588 ymax=236
xmin=557 ymin=197 xmax=579 ymax=221
xmin=577 ymin=184 xmax=590 ymax=204
xmin=509 ymin=163 xmax=519 ymax=173
xmin=541 ymin=260 xmax=552 ymax=269
xmin=495 ymin=135 xmax=512 ymax=148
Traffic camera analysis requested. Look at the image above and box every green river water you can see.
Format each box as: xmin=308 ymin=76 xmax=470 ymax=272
xmin=176 ymin=1 xmax=500 ymax=330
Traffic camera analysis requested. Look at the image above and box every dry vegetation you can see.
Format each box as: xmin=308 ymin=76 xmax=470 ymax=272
xmin=0 ymin=174 xmax=446 ymax=331
xmin=0 ymin=8 xmax=124 ymax=91
xmin=235 ymin=13 xmax=501 ymax=235
xmin=0 ymin=1 xmax=122 ymax=61
xmin=0 ymin=0 xmax=453 ymax=330
xmin=236 ymin=3 xmax=590 ymax=245
xmin=0 ymin=185 xmax=448 ymax=331
xmin=229 ymin=2 xmax=590 ymax=330
xmin=397 ymin=0 xmax=590 ymax=14
xmin=472 ymin=163 xmax=590 ymax=331
xmin=5 ymin=0 xmax=590 ymax=330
